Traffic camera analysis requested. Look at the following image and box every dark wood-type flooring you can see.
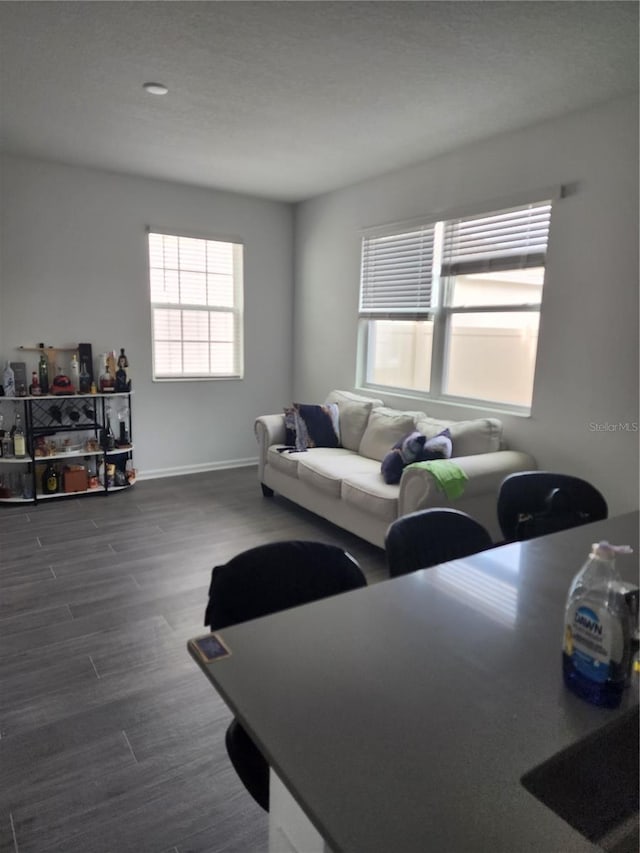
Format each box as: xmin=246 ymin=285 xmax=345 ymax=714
xmin=0 ymin=467 xmax=387 ymax=853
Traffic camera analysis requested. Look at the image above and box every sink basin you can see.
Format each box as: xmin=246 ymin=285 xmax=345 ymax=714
xmin=521 ymin=705 xmax=639 ymax=852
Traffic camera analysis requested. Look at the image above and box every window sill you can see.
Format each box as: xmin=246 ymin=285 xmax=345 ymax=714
xmin=355 ymin=385 xmax=532 ymax=419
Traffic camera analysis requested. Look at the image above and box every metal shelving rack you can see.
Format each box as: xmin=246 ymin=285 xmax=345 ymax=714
xmin=0 ymin=392 xmax=134 ymax=504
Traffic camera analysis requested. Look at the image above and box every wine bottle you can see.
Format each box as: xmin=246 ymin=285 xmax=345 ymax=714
xmin=12 ymin=413 xmax=26 ymax=458
xmin=38 ymin=350 xmax=49 ymax=394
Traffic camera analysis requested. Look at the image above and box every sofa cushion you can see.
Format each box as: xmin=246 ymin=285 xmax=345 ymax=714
xmin=341 ymin=473 xmax=399 ymax=522
xmin=298 ymin=450 xmax=380 ymax=498
xmin=325 ymin=390 xmax=384 ymax=452
xmin=359 ymin=407 xmax=425 ymax=462
xmin=267 ymin=445 xmax=302 ymax=477
xmin=414 ymin=416 xmax=453 ymax=439
xmin=449 ymin=418 xmax=502 ymax=456
xmin=415 ymin=416 xmax=503 ymax=457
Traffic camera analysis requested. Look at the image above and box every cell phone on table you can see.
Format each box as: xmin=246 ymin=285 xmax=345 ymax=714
xmin=189 ymin=632 xmax=231 ymax=663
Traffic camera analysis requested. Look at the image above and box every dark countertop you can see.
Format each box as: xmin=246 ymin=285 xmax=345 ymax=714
xmin=193 ymin=511 xmax=639 ymax=852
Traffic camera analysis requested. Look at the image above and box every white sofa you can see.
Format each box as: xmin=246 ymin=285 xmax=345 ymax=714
xmin=255 ymin=390 xmax=536 ymax=548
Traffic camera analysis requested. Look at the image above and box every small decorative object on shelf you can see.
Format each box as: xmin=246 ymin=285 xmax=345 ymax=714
xmin=11 ymin=362 xmax=27 ymax=396
xmin=51 ymin=370 xmax=75 ymax=395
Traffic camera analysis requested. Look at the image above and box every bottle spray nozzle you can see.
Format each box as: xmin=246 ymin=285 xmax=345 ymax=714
xmin=591 ymin=541 xmax=633 ymax=560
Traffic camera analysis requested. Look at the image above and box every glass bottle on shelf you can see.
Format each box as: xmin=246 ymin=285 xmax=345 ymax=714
xmin=70 ymin=353 xmax=80 ymax=392
xmin=41 ymin=461 xmax=59 ymax=495
xmin=3 ymin=362 xmax=15 ymax=397
xmin=38 ymin=349 xmax=49 ymax=394
xmin=30 ymin=371 xmax=41 ymax=396
xmin=79 ymin=359 xmax=91 ymax=393
xmin=12 ymin=413 xmax=26 ymax=458
xmin=104 ymin=405 xmax=116 ymax=450
xmin=0 ymin=413 xmax=4 ymax=458
xmin=99 ymin=355 xmax=114 ymax=392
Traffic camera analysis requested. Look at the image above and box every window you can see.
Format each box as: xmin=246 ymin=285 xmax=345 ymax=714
xmin=359 ymin=199 xmax=553 ymax=410
xmin=148 ymin=231 xmax=244 ymax=380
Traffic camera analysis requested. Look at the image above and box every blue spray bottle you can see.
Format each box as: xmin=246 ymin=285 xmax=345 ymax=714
xmin=563 ymin=541 xmax=634 ymax=707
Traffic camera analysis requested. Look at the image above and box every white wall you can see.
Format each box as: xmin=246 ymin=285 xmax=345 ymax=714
xmin=0 ymin=156 xmax=294 ymax=477
xmin=293 ymin=95 xmax=639 ymax=517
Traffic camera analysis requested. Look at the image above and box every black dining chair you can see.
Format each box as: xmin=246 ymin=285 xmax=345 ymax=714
xmin=385 ymin=508 xmax=493 ymax=578
xmin=497 ymin=471 xmax=608 ymax=543
xmin=204 ymin=539 xmax=367 ymax=811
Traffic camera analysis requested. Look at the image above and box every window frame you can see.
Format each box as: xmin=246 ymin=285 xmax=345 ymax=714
xmin=147 ymin=228 xmax=245 ymax=382
xmin=357 ymin=193 xmax=558 ymax=413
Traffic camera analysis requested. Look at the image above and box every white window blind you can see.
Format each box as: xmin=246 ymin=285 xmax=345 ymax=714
xmin=442 ymin=201 xmax=552 ymax=276
xmin=357 ymin=194 xmax=557 ymax=411
xmin=360 ymin=224 xmax=436 ymax=317
xmin=148 ymin=232 xmax=244 ymax=380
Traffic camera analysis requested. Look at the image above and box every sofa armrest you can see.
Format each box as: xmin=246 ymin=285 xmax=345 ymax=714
xmin=255 ymin=414 xmax=287 ymax=481
xmin=398 ymin=450 xmax=537 ymax=517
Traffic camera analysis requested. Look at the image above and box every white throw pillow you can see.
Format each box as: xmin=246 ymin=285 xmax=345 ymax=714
xmin=325 ymin=390 xmax=383 ymax=452
xmin=359 ymin=407 xmax=424 ymax=462
xmin=416 ymin=416 xmax=504 ymax=457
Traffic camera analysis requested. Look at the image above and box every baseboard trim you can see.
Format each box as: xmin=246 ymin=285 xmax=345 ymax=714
xmin=137 ymin=457 xmax=258 ymax=481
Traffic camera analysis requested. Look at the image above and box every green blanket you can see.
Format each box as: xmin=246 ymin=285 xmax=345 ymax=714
xmin=406 ymin=459 xmax=468 ymax=500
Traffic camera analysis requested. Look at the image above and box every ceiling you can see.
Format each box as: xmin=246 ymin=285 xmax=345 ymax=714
xmin=0 ymin=1 xmax=638 ymax=203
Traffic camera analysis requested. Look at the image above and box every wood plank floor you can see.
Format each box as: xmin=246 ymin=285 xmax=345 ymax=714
xmin=0 ymin=467 xmax=387 ymax=853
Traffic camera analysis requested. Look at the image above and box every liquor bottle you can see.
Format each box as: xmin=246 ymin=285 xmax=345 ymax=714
xmin=103 ymin=417 xmax=116 ymax=451
xmin=99 ymin=356 xmax=114 ymax=392
xmin=12 ymin=413 xmax=26 ymax=458
xmin=30 ymin=371 xmax=41 ymax=396
xmin=2 ymin=362 xmax=15 ymax=397
xmin=0 ymin=413 xmax=4 ymax=458
xmin=38 ymin=350 xmax=49 ymax=395
xmin=79 ymin=359 xmax=91 ymax=393
xmin=70 ymin=353 xmax=80 ymax=392
xmin=41 ymin=461 xmax=59 ymax=494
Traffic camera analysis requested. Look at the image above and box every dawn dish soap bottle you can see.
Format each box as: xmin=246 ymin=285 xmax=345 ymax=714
xmin=563 ymin=541 xmax=633 ymax=708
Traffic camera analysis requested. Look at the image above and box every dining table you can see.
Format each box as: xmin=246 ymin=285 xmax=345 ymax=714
xmin=188 ymin=511 xmax=639 ymax=852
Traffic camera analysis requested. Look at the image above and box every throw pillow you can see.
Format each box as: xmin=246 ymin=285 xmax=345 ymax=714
xmin=284 ymin=407 xmax=297 ymax=445
xmin=359 ymin=408 xmax=421 ymax=461
xmin=287 ymin=403 xmax=340 ymax=451
xmin=419 ymin=428 xmax=453 ymax=461
xmin=381 ymin=430 xmax=427 ymax=485
xmin=325 ymin=390 xmax=383 ymax=451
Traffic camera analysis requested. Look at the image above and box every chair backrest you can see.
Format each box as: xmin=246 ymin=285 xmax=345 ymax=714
xmin=497 ymin=471 xmax=608 ymax=542
xmin=385 ymin=508 xmax=493 ymax=578
xmin=205 ymin=540 xmax=367 ymax=630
